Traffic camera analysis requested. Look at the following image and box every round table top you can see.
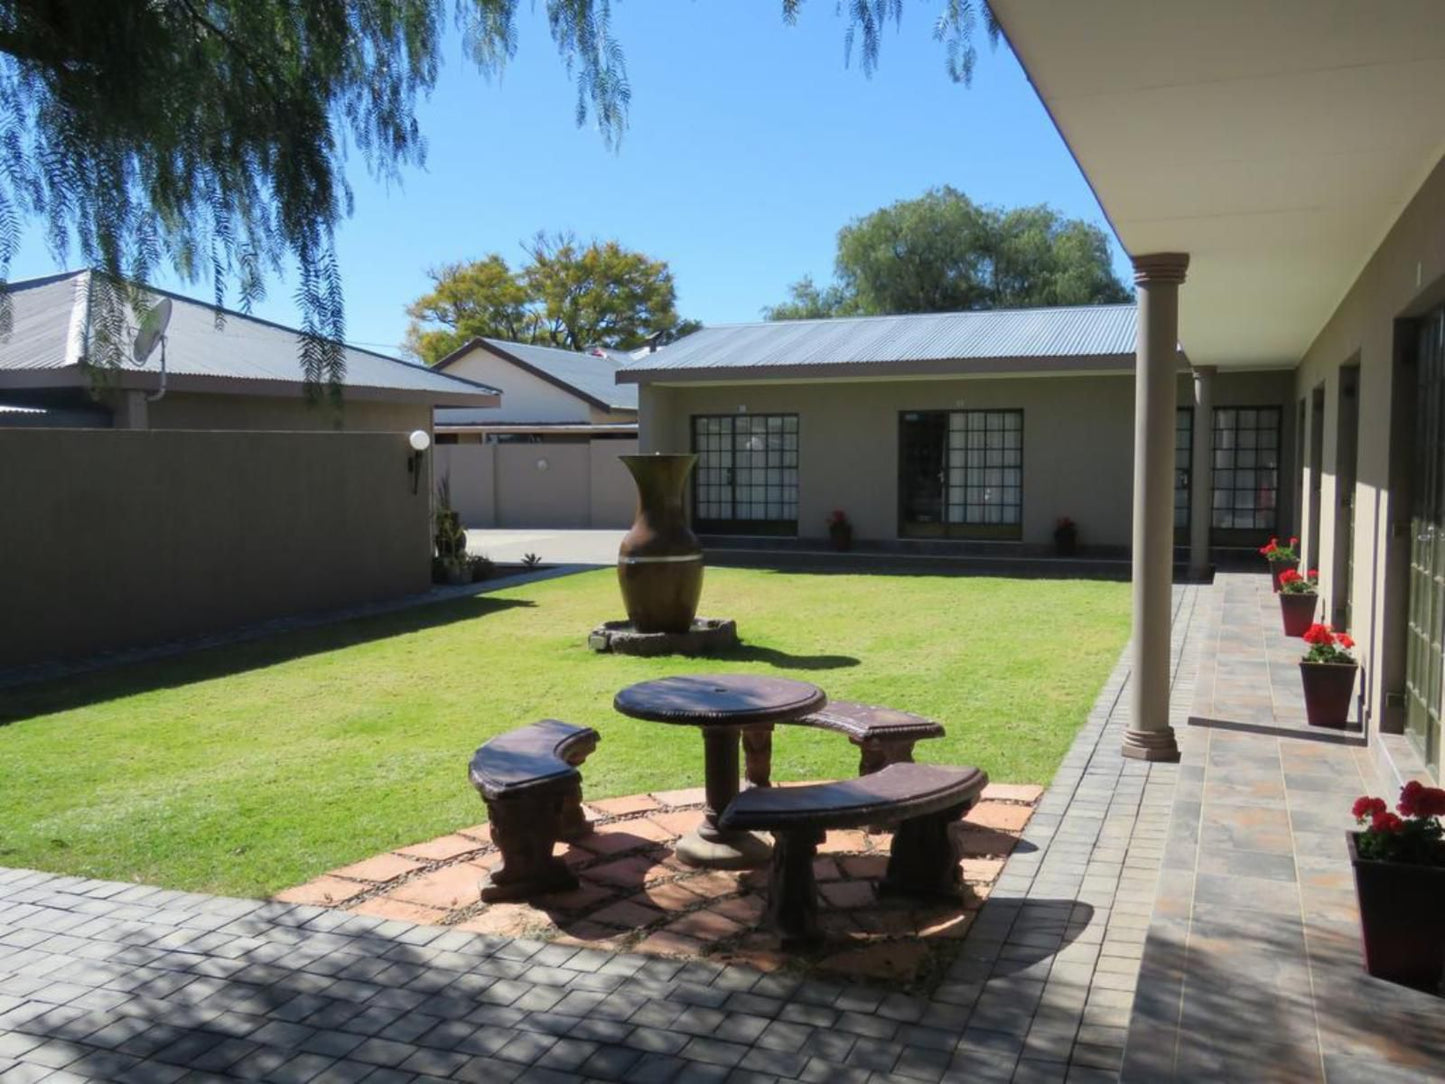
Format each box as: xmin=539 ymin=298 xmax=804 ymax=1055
xmin=613 ymin=673 xmax=827 ymax=726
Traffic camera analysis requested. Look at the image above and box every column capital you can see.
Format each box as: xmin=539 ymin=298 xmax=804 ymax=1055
xmin=1192 ymin=364 xmax=1218 ymax=379
xmin=1132 ymin=252 xmax=1190 ymax=286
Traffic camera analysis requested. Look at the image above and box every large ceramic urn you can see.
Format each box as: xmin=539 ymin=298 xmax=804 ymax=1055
xmin=618 ymin=454 xmax=703 ymax=634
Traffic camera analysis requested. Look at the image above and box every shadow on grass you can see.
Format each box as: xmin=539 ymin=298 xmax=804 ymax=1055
xmin=0 ymin=595 xmax=536 ymax=726
xmin=716 ymin=643 xmax=860 ymax=671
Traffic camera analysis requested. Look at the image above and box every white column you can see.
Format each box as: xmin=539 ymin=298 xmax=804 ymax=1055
xmin=1123 ymin=252 xmax=1189 ymax=762
xmin=1189 ymin=365 xmax=1215 ymax=578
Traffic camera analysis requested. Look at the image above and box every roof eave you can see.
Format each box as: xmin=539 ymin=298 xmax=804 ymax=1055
xmin=0 ymin=366 xmax=501 ymax=407
xmin=618 ymin=353 xmax=1151 ymax=385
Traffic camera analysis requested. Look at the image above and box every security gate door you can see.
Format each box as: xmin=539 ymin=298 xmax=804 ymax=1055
xmin=1406 ymin=308 xmax=1445 ymax=767
xmin=691 ymin=414 xmax=799 ymax=535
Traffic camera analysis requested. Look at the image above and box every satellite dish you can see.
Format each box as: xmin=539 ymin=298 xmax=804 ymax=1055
xmin=133 ymin=298 xmax=172 ymax=366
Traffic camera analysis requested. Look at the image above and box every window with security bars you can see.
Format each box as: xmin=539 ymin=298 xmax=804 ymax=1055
xmin=947 ymin=411 xmax=1023 ymax=526
xmin=1175 ymin=408 xmax=1193 ymax=530
xmin=899 ymin=410 xmax=1022 ymax=538
xmin=1212 ymin=406 xmax=1281 ymax=532
xmin=691 ymin=414 xmax=799 ymax=534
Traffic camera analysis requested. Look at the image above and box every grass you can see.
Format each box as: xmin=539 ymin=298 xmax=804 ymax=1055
xmin=0 ymin=568 xmax=1129 ymax=898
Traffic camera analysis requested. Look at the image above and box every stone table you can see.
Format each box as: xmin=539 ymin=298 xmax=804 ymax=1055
xmin=613 ymin=673 xmax=826 ymax=869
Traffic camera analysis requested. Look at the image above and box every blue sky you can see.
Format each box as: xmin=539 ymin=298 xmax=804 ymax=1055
xmin=5 ymin=3 xmax=1126 ymax=356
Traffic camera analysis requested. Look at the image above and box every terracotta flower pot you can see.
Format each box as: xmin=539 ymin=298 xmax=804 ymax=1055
xmin=1299 ymin=661 xmax=1357 ymax=727
xmin=1268 ymin=557 xmax=1299 ymax=592
xmin=1347 ymin=832 xmax=1445 ymax=992
xmin=1279 ymin=592 xmax=1318 ymax=637
xmin=617 ymin=454 xmax=703 ymax=634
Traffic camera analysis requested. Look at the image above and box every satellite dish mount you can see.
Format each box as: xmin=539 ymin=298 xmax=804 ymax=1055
xmin=133 ymin=297 xmax=172 ymax=403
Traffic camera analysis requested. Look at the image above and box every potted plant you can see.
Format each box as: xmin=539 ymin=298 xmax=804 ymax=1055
xmin=1054 ymin=516 xmax=1079 ymax=557
xmin=1259 ymin=535 xmax=1301 ymax=592
xmin=1298 ymin=623 xmax=1358 ymax=727
xmin=1277 ymin=567 xmax=1320 ymax=637
xmin=826 ymin=509 xmax=853 ymax=552
xmin=433 ymin=480 xmax=470 ymax=585
xmin=1348 ymin=782 xmax=1445 ymax=991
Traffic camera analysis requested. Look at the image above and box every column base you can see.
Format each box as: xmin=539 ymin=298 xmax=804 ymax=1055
xmin=1121 ymin=726 xmax=1181 ymax=762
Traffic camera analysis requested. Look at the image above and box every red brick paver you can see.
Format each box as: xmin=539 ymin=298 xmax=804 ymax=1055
xmin=277 ymin=779 xmax=1037 ymax=993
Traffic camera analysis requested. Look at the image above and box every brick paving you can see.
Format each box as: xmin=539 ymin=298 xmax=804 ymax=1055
xmin=274 ymin=787 xmax=1040 ymax=990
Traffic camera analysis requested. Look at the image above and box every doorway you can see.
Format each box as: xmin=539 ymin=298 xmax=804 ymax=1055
xmin=1406 ymin=309 xmax=1445 ymax=768
xmin=1332 ymin=364 xmax=1361 ymax=630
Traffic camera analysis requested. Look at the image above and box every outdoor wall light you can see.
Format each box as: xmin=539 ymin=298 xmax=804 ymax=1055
xmin=537 ymin=457 xmax=550 ymax=472
xmin=408 ymin=429 xmax=431 ymax=494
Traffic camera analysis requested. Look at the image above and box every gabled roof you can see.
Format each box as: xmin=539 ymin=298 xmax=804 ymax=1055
xmin=0 ymin=271 xmax=500 ymax=406
xmin=435 ymin=337 xmax=638 ymax=411
xmin=617 ymin=304 xmax=1143 ymax=383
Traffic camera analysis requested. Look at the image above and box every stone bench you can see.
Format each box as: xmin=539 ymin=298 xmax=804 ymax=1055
xmin=468 ymin=720 xmax=599 ymax=902
xmin=741 ymin=700 xmax=946 ymax=787
xmin=719 ymin=762 xmax=987 ymax=948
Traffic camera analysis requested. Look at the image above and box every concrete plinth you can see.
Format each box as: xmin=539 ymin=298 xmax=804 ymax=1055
xmin=587 ymin=617 xmax=740 ymax=656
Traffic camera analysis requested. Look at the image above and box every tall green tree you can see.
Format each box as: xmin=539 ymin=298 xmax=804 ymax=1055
xmin=767 ymin=187 xmax=1129 ymax=319
xmin=406 ymin=234 xmax=684 ymax=363
xmin=0 ymin=1 xmax=996 ymax=384
xmin=760 ymin=275 xmax=856 ymax=321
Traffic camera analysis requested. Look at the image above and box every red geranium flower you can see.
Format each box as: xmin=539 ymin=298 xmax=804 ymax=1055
xmin=1399 ymin=780 xmax=1425 ymax=817
xmin=1352 ymin=796 xmax=1387 ymax=820
xmin=1290 ymin=536 xmax=1299 ymax=546
xmin=1371 ymin=810 xmax=1405 ymax=833
xmin=1302 ymin=623 xmax=1334 ymax=646
xmin=1307 ymin=569 xmax=1319 ymax=578
xmin=1337 ymin=633 xmax=1355 ymax=650
xmin=1422 ymin=787 xmax=1445 ymax=818
xmin=1279 ymin=569 xmax=1302 ymax=584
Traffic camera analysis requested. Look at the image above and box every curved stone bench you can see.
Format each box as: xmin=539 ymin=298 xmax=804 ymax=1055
xmin=741 ymin=700 xmax=946 ymax=787
xmin=720 ymin=762 xmax=987 ymax=948
xmin=469 ymin=720 xmax=599 ymax=902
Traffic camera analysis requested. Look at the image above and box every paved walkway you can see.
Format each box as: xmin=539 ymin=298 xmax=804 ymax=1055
xmin=466 ymin=530 xmax=624 ymax=568
xmin=1191 ymin=572 xmax=1361 ymax=735
xmin=1121 ymin=573 xmax=1440 ymax=1083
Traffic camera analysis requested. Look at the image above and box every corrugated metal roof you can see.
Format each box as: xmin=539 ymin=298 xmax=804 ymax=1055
xmin=619 ymin=304 xmax=1139 ymax=374
xmin=476 ymin=339 xmax=638 ymax=410
xmin=0 ymin=271 xmax=500 ymax=401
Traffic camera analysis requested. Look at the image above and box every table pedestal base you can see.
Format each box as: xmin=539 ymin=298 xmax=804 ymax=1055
xmin=676 ymin=826 xmax=772 ymax=870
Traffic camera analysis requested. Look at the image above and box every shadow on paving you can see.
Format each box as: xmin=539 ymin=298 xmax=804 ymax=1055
xmin=0 ymin=878 xmax=1034 ymax=1083
xmin=1123 ymin=907 xmax=1445 ymax=1082
xmin=0 ymin=595 xmax=535 ymax=727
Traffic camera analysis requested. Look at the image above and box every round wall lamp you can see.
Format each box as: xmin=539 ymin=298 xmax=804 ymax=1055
xmin=408 ymin=429 xmax=431 ymax=493
xmin=537 ymin=457 xmax=550 ymax=472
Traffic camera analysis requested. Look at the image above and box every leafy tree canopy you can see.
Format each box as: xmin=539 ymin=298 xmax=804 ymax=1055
xmin=0 ymin=1 xmax=996 ymax=386
xmin=764 ymin=187 xmax=1130 ymax=320
xmin=406 ymin=233 xmax=686 ymax=362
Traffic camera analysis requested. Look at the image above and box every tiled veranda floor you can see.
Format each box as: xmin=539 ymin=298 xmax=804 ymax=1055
xmin=1121 ymin=573 xmax=1441 ymax=1083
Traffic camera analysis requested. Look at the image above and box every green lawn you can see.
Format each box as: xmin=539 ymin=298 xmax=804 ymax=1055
xmin=0 ymin=568 xmax=1129 ymax=898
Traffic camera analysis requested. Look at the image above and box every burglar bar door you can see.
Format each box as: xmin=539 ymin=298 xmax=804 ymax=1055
xmin=691 ymin=414 xmax=799 ymax=536
xmin=1406 ymin=308 xmax=1445 ymax=767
